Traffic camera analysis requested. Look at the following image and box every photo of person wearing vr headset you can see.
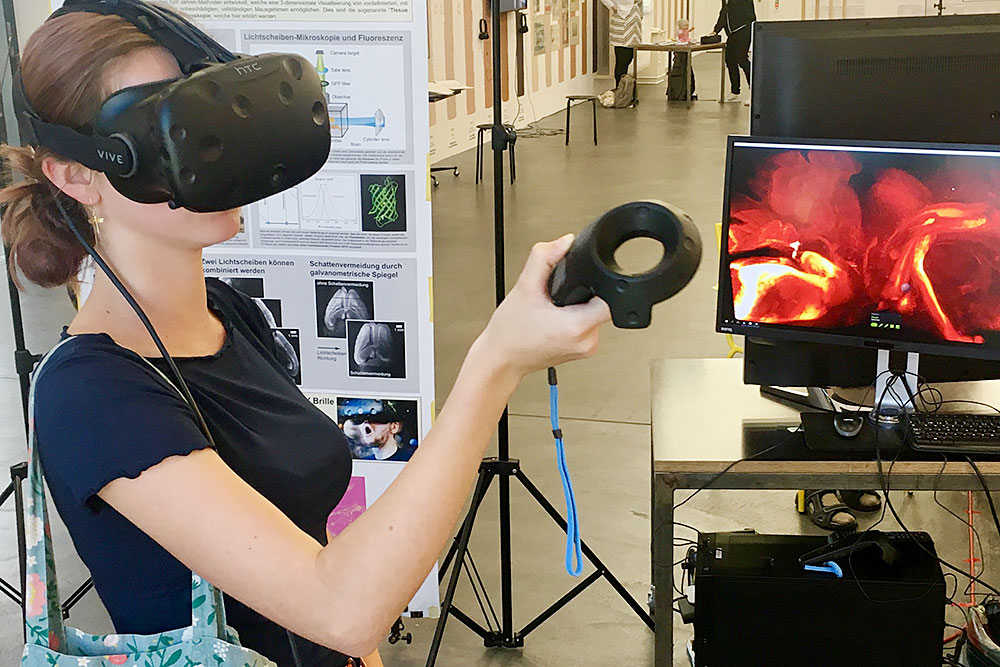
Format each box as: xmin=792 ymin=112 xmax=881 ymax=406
xmin=339 ymin=398 xmax=418 ymax=462
xmin=0 ymin=2 xmax=610 ymax=666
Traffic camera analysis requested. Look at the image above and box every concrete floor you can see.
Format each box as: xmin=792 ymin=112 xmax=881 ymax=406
xmin=1 ymin=52 xmax=996 ymax=665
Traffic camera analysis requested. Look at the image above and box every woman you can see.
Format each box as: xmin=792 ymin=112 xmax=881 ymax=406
xmin=1 ymin=10 xmax=610 ymax=667
xmin=712 ymin=0 xmax=755 ymax=101
xmin=602 ymin=0 xmax=646 ymax=88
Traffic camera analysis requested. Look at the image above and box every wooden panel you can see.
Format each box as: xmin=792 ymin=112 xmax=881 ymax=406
xmin=465 ymin=0 xmax=477 ymax=114
xmin=558 ymin=11 xmax=565 ymax=83
xmin=571 ymin=14 xmax=577 ymax=78
xmin=500 ymin=12 xmax=510 ymax=102
xmin=483 ymin=0 xmax=494 ymax=109
xmin=444 ymin=0 xmax=457 ymax=118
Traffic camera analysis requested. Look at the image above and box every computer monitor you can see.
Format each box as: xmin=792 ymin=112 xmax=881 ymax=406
xmin=750 ymin=15 xmax=1000 ymax=145
xmin=717 ymin=136 xmax=1000 ymax=383
xmin=745 ymin=15 xmax=1000 ymax=393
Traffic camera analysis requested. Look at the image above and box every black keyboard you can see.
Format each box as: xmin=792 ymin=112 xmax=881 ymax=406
xmin=904 ymin=413 xmax=1000 ymax=453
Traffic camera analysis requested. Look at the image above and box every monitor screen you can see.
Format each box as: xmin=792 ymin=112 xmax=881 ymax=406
xmin=750 ymin=15 xmax=1000 ymax=145
xmin=716 ymin=136 xmax=1000 ymax=361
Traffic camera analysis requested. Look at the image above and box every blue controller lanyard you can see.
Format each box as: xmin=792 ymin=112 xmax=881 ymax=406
xmin=548 ymin=367 xmax=583 ymax=576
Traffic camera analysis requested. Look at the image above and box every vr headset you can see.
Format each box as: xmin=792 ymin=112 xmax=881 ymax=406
xmin=20 ymin=0 xmax=331 ymax=212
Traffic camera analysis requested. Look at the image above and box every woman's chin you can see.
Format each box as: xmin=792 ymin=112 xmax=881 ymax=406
xmin=199 ymin=209 xmax=244 ymax=247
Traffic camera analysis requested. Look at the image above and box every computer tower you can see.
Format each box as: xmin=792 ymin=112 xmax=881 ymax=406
xmin=693 ymin=532 xmax=945 ymax=666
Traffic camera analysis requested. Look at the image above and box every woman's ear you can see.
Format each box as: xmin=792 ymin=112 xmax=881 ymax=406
xmin=41 ymin=157 xmax=100 ymax=206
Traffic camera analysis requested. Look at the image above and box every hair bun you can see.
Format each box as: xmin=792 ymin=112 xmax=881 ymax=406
xmin=1 ymin=144 xmax=94 ymax=288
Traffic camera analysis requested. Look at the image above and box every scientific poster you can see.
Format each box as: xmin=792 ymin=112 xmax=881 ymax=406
xmin=159 ymin=0 xmax=438 ymax=617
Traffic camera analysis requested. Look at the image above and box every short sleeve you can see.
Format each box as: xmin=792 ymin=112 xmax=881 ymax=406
xmin=33 ymin=338 xmax=212 ymax=512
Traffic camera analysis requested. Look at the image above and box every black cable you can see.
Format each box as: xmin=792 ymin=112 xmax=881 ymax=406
xmin=673 ymin=521 xmax=703 ymax=536
xmin=944 ymin=573 xmax=959 ymax=604
xmin=465 ymin=551 xmax=500 ymax=631
xmin=966 ymin=457 xmax=1000 ymax=542
xmin=673 ymin=429 xmax=800 ymax=511
xmin=46 ymin=186 xmax=216 ymax=447
xmin=872 ymin=380 xmax=1000 ymax=598
xmin=934 ymin=458 xmax=987 ymax=599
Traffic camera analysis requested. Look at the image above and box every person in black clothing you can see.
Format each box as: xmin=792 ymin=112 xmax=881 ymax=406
xmin=2 ymin=8 xmax=612 ymax=667
xmin=712 ymin=0 xmax=755 ymax=98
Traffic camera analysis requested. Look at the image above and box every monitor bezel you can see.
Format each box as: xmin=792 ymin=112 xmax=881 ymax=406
xmin=715 ymin=134 xmax=1000 ymax=362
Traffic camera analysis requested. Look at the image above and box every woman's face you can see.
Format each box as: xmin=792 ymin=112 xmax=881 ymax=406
xmin=95 ymin=47 xmax=242 ymax=250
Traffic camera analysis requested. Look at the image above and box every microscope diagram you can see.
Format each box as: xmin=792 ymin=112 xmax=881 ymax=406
xmin=316 ymin=50 xmax=387 ymax=138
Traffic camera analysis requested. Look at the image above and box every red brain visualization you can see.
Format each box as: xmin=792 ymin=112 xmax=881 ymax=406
xmin=728 ymin=149 xmax=1000 ymax=345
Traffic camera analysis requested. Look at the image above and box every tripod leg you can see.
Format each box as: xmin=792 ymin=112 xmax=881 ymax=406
xmin=13 ymin=465 xmax=28 ymax=641
xmin=514 ymin=469 xmax=654 ymax=630
xmin=426 ymin=468 xmax=494 ymax=667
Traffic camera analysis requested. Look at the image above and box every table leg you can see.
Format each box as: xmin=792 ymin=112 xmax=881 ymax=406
xmin=719 ymin=43 xmax=726 ymax=105
xmin=686 ymin=51 xmax=693 ymax=108
xmin=632 ymin=48 xmax=638 ymax=106
xmin=653 ymin=475 xmax=676 ymax=667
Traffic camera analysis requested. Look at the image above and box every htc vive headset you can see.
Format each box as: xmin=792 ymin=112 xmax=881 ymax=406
xmin=21 ymin=0 xmax=331 ymax=212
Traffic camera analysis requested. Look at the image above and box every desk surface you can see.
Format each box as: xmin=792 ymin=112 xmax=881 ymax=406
xmin=651 ymin=358 xmax=1000 ymax=477
xmin=633 ymin=41 xmax=725 ymax=52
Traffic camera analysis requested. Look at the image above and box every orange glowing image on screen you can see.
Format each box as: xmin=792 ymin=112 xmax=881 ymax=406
xmin=728 ymin=149 xmax=1000 ymax=344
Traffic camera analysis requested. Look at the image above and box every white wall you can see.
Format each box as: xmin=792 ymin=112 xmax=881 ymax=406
xmin=427 ymin=1 xmax=599 ymax=161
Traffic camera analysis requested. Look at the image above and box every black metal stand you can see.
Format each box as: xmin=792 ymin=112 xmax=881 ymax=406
xmin=430 ymin=165 xmax=459 ymax=187
xmin=424 ymin=5 xmax=653 ymax=665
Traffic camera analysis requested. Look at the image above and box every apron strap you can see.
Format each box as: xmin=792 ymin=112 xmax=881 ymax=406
xmin=23 ymin=337 xmax=77 ymax=648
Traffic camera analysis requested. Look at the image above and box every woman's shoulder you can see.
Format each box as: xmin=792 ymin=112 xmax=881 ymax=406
xmin=33 ymin=334 xmax=172 ymax=402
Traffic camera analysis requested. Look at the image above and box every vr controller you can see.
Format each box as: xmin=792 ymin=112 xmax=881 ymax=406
xmin=548 ymin=201 xmax=702 ymax=328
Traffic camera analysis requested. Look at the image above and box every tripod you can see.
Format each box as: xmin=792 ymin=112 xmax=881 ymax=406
xmin=424 ymin=6 xmax=653 ymax=665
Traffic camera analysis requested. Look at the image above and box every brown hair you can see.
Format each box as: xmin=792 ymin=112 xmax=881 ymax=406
xmin=1 ymin=13 xmax=159 ymax=288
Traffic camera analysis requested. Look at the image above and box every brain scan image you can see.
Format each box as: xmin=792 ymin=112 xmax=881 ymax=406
xmin=353 ymin=322 xmax=395 ymax=370
xmin=273 ymin=330 xmax=300 ymax=378
xmin=324 ymin=287 xmax=371 ymax=338
xmin=252 ymin=298 xmax=300 ymax=380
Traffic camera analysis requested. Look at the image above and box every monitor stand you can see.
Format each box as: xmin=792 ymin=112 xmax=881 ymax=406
xmin=872 ymin=349 xmax=920 ymax=420
xmin=758 ymin=349 xmax=919 ymax=455
xmin=759 ymin=386 xmax=835 ymax=412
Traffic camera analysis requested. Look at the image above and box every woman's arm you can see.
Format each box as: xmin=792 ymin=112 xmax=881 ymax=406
xmin=100 ymin=236 xmax=610 ymax=657
xmin=713 ymin=0 xmax=727 ymax=34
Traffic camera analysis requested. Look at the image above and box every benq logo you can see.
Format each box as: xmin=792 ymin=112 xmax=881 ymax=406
xmin=97 ymin=149 xmax=124 ymax=165
xmin=234 ymin=62 xmax=263 ymax=76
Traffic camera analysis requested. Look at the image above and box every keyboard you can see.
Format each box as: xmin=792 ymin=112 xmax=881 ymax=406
xmin=904 ymin=413 xmax=1000 ymax=453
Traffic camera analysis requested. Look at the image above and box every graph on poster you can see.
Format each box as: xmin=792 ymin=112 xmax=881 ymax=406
xmin=259 ymin=173 xmax=359 ymax=230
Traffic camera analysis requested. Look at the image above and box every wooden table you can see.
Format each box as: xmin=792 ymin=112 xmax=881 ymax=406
xmin=650 ymin=358 xmax=1000 ymax=667
xmin=631 ymin=41 xmax=727 ymax=107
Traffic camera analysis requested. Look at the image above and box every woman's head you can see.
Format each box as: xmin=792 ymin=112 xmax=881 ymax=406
xmin=1 ymin=11 xmax=240 ymax=289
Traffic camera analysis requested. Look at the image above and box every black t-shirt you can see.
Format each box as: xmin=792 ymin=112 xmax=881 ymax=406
xmin=33 ymin=279 xmax=354 ymax=666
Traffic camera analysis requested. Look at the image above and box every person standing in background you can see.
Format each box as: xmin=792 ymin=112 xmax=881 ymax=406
xmin=603 ymin=0 xmax=650 ymax=87
xmin=712 ymin=0 xmax=755 ymax=101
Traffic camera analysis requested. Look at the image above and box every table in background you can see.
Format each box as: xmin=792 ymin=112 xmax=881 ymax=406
xmin=631 ymin=41 xmax=727 ymax=107
xmin=429 ymin=82 xmax=469 ymax=186
xmin=650 ymin=357 xmax=1000 ymax=667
